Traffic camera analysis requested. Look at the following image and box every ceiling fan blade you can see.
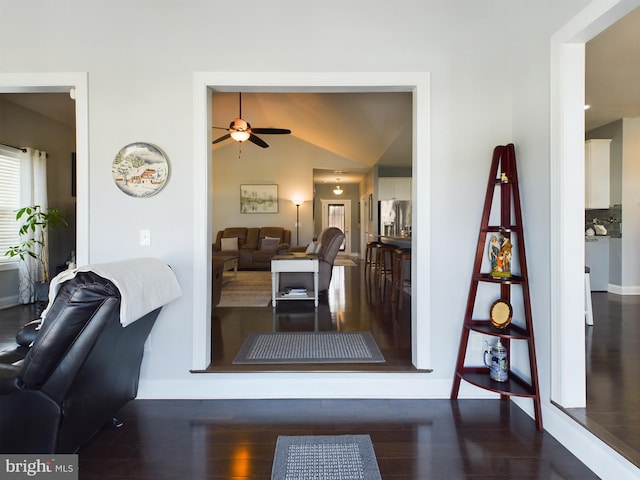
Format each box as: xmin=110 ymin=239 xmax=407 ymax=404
xmin=212 ymin=133 xmax=231 ymax=144
xmin=248 ymin=134 xmax=269 ymax=148
xmin=251 ymin=127 xmax=291 ymax=135
xmin=212 ymin=126 xmax=230 ymax=131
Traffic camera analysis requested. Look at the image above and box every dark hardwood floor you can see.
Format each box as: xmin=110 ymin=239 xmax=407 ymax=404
xmin=75 ymin=398 xmax=597 ymax=479
xmin=206 ymin=260 xmax=415 ymax=372
xmin=565 ymin=291 xmax=640 ymax=468
xmin=0 ymin=302 xmax=37 ymax=352
xmin=4 ymin=265 xmax=638 ymax=477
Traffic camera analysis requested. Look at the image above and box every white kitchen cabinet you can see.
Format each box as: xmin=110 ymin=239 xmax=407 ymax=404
xmin=585 ymin=139 xmax=611 ymax=209
xmin=378 ymin=177 xmax=411 ymax=200
xmin=585 ymin=236 xmax=609 ymax=291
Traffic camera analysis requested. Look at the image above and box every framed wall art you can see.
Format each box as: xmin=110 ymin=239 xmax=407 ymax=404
xmin=112 ymin=142 xmax=169 ymax=198
xmin=240 ymin=184 xmax=278 ymax=213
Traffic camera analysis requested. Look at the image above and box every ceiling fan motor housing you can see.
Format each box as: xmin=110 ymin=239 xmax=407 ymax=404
xmin=231 ymin=118 xmax=249 ymax=131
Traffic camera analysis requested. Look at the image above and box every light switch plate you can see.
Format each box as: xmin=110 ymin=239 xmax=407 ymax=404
xmin=139 ymin=229 xmax=151 ymax=246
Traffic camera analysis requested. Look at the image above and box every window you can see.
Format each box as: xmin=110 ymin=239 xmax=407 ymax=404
xmin=0 ymin=150 xmax=21 ymax=264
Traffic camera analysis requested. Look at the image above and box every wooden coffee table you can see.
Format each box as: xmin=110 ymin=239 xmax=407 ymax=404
xmin=271 ymin=254 xmax=319 ymax=307
xmin=214 ymin=254 xmax=238 ymax=280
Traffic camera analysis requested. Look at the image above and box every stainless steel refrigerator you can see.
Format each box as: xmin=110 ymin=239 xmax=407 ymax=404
xmin=379 ymin=200 xmax=412 ymax=237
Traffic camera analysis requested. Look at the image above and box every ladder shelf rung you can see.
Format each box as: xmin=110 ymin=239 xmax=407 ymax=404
xmin=465 ymin=321 xmax=529 ymax=339
xmin=457 ymin=371 xmax=536 ymax=397
xmin=483 ymin=225 xmax=521 ymax=234
xmin=473 ymin=273 xmax=525 ymax=284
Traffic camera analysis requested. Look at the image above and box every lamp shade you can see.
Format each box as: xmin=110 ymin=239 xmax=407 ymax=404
xmin=333 ymin=185 xmax=343 ymax=195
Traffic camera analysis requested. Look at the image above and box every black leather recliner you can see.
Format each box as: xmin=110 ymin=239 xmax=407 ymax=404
xmin=0 ymin=271 xmax=161 ymax=453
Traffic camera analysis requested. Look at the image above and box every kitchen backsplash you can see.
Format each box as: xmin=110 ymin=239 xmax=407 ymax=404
xmin=585 ymin=204 xmax=622 ymax=238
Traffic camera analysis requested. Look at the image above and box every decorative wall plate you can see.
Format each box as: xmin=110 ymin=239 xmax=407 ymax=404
xmin=490 ymin=299 xmax=513 ymax=329
xmin=112 ymin=142 xmax=169 ymax=198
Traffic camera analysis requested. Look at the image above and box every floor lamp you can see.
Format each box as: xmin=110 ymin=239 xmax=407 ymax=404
xmin=292 ymin=199 xmax=303 ymax=246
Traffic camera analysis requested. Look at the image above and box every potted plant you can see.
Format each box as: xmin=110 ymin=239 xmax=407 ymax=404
xmin=4 ymin=205 xmax=68 ymax=301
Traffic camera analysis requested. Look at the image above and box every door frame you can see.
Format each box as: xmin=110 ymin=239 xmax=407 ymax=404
xmin=550 ymin=0 xmax=640 ymax=409
xmin=360 ymin=194 xmax=368 ymax=259
xmin=321 ymin=198 xmax=351 ymax=256
xmin=0 ymin=73 xmax=89 ymax=266
xmin=192 ymin=72 xmax=431 ymax=371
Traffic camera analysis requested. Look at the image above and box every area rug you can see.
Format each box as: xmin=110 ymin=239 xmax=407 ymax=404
xmin=271 ymin=435 xmax=382 ymax=480
xmin=334 ymin=257 xmax=358 ymax=267
xmin=233 ymin=331 xmax=385 ymax=364
xmin=217 ymin=271 xmax=271 ymax=307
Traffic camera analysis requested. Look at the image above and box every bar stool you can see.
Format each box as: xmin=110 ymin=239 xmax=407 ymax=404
xmin=375 ymin=245 xmax=395 ymax=287
xmin=391 ymin=248 xmax=411 ymax=309
xmin=364 ymin=241 xmax=382 ymax=279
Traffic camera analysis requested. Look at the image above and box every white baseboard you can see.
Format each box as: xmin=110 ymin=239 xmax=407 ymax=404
xmin=0 ymin=295 xmax=19 ymax=309
xmin=608 ymin=284 xmax=640 ymax=295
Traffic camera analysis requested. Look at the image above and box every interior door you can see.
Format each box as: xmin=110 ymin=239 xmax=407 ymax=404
xmin=321 ymin=199 xmax=350 ymax=256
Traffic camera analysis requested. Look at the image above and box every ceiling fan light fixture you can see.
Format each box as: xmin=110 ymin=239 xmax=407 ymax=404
xmin=230 ymin=130 xmax=250 ymax=142
xmin=333 ymin=185 xmax=343 ymax=195
xmin=212 ymin=93 xmax=291 ymax=148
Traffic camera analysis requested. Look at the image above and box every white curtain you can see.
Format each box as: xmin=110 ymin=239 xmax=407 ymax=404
xmin=17 ymin=148 xmax=48 ymax=304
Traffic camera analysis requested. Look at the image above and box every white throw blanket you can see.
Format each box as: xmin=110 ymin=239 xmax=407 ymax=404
xmin=41 ymin=257 xmax=182 ymax=327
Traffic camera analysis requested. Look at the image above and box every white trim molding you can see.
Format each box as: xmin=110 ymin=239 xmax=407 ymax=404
xmin=0 ymin=72 xmax=89 ymax=267
xmin=192 ymin=72 xmax=431 ymax=372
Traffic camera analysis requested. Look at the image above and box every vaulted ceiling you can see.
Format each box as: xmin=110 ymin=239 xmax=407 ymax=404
xmin=211 ymin=91 xmax=412 ymax=184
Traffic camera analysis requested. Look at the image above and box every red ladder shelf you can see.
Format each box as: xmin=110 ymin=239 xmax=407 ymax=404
xmin=450 ymin=143 xmax=542 ymax=431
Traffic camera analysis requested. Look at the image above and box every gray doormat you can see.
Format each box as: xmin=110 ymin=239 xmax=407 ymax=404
xmin=272 ymin=435 xmax=382 ymax=480
xmin=233 ymin=332 xmax=385 ymax=364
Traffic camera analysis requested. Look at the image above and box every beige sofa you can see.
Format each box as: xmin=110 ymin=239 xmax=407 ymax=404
xmin=213 ymin=226 xmax=291 ymax=270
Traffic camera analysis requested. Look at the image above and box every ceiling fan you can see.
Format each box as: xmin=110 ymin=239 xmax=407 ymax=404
xmin=212 ymin=93 xmax=291 ymax=148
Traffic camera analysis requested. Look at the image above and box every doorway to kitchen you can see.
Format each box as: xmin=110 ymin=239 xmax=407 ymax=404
xmin=551 ymin=0 xmax=640 ymax=472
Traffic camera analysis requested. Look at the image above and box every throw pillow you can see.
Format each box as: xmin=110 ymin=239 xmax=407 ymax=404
xmin=305 ymin=241 xmax=317 ymax=254
xmin=220 ymin=237 xmax=238 ymax=251
xmin=260 ymin=237 xmax=280 ymax=250
xmin=314 ymin=242 xmax=322 ymax=254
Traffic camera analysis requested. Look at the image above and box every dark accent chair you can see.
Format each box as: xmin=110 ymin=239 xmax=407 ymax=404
xmin=0 ymin=271 xmax=160 ymax=453
xmin=279 ymin=227 xmax=345 ymax=293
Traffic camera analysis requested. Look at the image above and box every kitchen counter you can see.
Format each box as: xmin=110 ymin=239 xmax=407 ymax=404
xmin=585 ymin=234 xmax=609 ymax=241
xmin=374 ymin=235 xmax=412 ymax=248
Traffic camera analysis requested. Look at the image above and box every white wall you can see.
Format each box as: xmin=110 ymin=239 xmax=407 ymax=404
xmin=212 ymin=135 xmax=364 ymax=248
xmin=621 ymin=118 xmax=640 ymax=289
xmin=0 ymin=0 xmax=586 ymax=390
xmin=9 ymin=1 xmax=637 ymax=477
